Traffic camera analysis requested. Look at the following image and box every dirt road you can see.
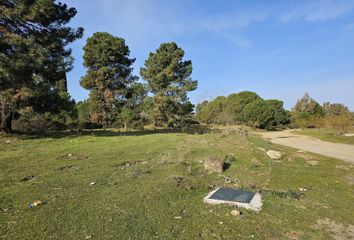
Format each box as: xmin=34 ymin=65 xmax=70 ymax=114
xmin=260 ymin=130 xmax=354 ymax=163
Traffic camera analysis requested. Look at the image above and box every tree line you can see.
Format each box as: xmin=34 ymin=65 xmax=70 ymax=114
xmin=0 ymin=1 xmax=197 ymax=133
xmin=1 ymin=1 xmax=352 ymax=133
xmin=195 ymin=91 xmax=290 ymax=130
xmin=292 ymin=93 xmax=353 ymax=130
xmin=196 ymin=91 xmax=353 ymax=130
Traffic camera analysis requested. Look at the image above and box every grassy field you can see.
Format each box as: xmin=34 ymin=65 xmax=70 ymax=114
xmin=1 ymin=128 xmax=353 ymax=239
xmin=293 ymin=128 xmax=354 ymax=145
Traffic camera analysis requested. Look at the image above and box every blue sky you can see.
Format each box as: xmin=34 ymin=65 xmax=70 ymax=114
xmin=62 ymin=0 xmax=354 ymax=110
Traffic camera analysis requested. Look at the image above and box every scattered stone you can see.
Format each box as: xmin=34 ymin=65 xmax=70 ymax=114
xmin=5 ymin=140 xmax=11 ymax=143
xmin=208 ymin=183 xmax=217 ymax=189
xmin=89 ymin=181 xmax=96 ymax=186
xmin=336 ymin=165 xmax=349 ymax=170
xmin=344 ymin=133 xmax=354 ymax=137
xmin=257 ymin=147 xmax=265 ymax=151
xmin=223 ymin=176 xmax=232 ymax=184
xmin=298 ymin=188 xmax=307 ymax=192
xmin=68 ymin=153 xmax=72 ymax=157
xmin=251 ymin=159 xmax=262 ymax=168
xmin=230 ymin=209 xmax=241 ymax=216
xmin=20 ymin=175 xmax=34 ymax=182
xmin=204 ymin=157 xmax=224 ymax=173
xmin=85 ymin=235 xmax=93 ymax=239
xmin=113 ymin=160 xmax=148 ymax=168
xmin=266 ymin=150 xmax=282 ymax=159
xmin=174 ymin=216 xmax=182 ymax=219
xmin=219 ymin=221 xmax=223 ymax=225
xmin=307 ymin=160 xmax=319 ymax=166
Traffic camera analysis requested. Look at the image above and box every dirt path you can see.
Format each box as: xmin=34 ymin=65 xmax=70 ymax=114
xmin=260 ymin=130 xmax=354 ymax=163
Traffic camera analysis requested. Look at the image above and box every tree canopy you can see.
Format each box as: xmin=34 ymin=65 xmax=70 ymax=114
xmin=80 ymin=32 xmax=139 ymax=128
xmin=196 ymin=91 xmax=289 ymax=129
xmin=0 ymin=0 xmax=83 ymax=132
xmin=140 ymin=42 xmax=197 ymax=127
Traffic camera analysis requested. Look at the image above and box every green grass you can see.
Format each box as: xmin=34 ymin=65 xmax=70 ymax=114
xmin=1 ymin=129 xmax=353 ymax=239
xmin=293 ymin=128 xmax=354 ymax=145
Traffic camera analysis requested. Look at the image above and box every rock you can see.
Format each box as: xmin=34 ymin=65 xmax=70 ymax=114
xmin=307 ymin=160 xmax=319 ymax=166
xmin=20 ymin=175 xmax=34 ymax=182
xmin=344 ymin=133 xmax=354 ymax=137
xmin=251 ymin=159 xmax=262 ymax=167
xmin=266 ymin=150 xmax=282 ymax=159
xmin=204 ymin=157 xmax=224 ymax=173
xmin=230 ymin=209 xmax=241 ymax=216
xmin=89 ymin=181 xmax=96 ymax=186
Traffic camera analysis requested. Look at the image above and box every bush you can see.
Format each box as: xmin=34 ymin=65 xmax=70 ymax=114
xmin=13 ymin=112 xmax=66 ymax=133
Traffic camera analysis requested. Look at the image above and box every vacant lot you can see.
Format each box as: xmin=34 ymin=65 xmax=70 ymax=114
xmin=1 ymin=129 xmax=353 ymax=239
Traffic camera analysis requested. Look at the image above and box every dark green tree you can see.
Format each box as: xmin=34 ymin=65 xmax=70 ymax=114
xmin=80 ymin=32 xmax=138 ymax=129
xmin=140 ymin=42 xmax=197 ymax=127
xmin=224 ymin=91 xmax=262 ymax=124
xmin=76 ymin=100 xmax=91 ymax=128
xmin=243 ymin=99 xmax=289 ymax=129
xmin=0 ymin=0 xmax=83 ymax=133
xmin=119 ymin=82 xmax=147 ymax=130
xmin=195 ymin=96 xmax=227 ymax=124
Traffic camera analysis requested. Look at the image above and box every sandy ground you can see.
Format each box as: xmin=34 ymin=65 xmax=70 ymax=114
xmin=260 ymin=130 xmax=354 ymax=163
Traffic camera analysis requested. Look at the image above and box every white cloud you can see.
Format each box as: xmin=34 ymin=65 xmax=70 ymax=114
xmin=279 ymin=0 xmax=354 ymax=22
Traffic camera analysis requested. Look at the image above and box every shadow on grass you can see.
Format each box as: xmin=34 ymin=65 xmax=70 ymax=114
xmin=16 ymin=125 xmax=218 ymax=140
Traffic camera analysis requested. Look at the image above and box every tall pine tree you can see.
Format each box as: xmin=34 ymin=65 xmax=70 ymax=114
xmin=80 ymin=32 xmax=138 ymax=128
xmin=140 ymin=42 xmax=197 ymax=127
xmin=0 ymin=0 xmax=83 ymax=133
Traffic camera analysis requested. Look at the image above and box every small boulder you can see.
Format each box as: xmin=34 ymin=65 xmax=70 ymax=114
xmin=266 ymin=150 xmax=282 ymax=159
xmin=204 ymin=157 xmax=224 ymax=173
xmin=230 ymin=209 xmax=241 ymax=216
xmin=307 ymin=160 xmax=319 ymax=166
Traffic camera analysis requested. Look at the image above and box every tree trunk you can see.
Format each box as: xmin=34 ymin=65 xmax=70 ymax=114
xmin=124 ymin=121 xmax=127 ymax=131
xmin=0 ymin=102 xmax=13 ymax=133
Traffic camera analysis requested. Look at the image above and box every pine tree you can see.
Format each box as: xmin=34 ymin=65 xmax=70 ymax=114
xmin=0 ymin=0 xmax=83 ymax=133
xmin=140 ymin=42 xmax=197 ymax=127
xmin=80 ymin=32 xmax=138 ymax=129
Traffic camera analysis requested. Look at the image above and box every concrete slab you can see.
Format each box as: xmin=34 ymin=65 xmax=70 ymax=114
xmin=203 ymin=187 xmax=262 ymax=211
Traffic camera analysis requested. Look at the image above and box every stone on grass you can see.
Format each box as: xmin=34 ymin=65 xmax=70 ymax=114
xmin=307 ymin=160 xmax=319 ymax=166
xmin=344 ymin=133 xmax=354 ymax=137
xmin=204 ymin=157 xmax=224 ymax=173
xmin=266 ymin=150 xmax=282 ymax=159
xmin=230 ymin=209 xmax=241 ymax=216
